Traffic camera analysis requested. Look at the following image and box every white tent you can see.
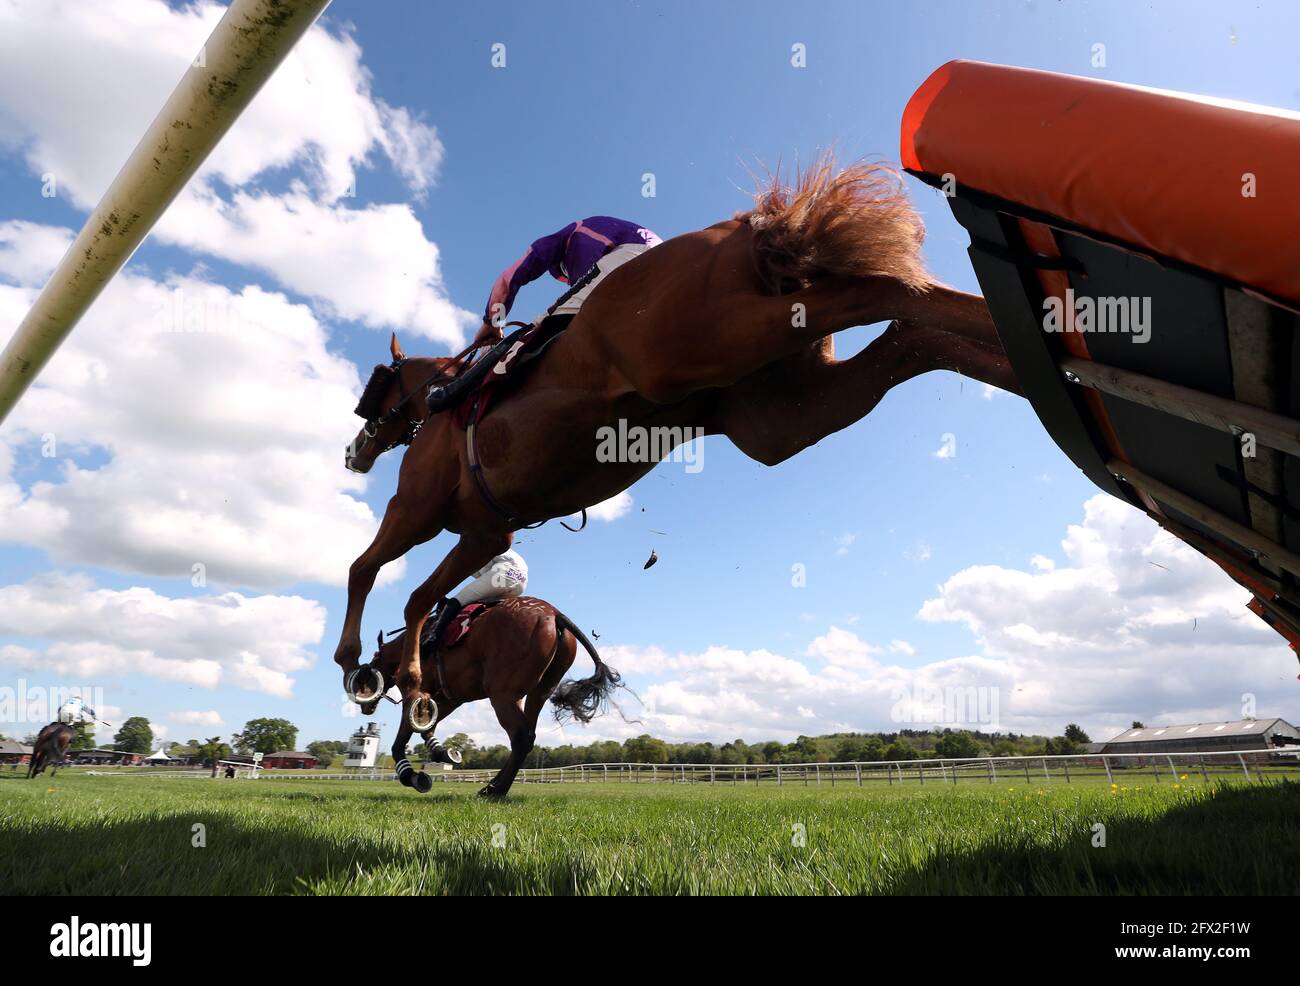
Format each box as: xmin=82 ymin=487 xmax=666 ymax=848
xmin=144 ymin=748 xmax=172 ymax=762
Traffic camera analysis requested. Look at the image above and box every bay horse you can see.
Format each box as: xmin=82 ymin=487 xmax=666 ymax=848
xmin=27 ymin=722 xmax=74 ymax=779
xmin=368 ymin=595 xmax=620 ymax=797
xmin=336 ymin=158 xmax=1022 ymax=726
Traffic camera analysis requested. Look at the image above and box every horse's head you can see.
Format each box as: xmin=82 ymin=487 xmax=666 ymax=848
xmin=345 ymin=334 xmax=460 ymax=474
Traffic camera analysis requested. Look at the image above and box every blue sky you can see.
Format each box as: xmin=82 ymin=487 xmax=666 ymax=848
xmin=2 ymin=0 xmax=1299 ymax=752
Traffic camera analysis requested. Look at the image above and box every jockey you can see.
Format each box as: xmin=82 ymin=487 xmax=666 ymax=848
xmin=424 ymin=548 xmax=529 ymax=648
xmin=472 ymin=216 xmax=662 ymax=349
xmin=57 ymin=695 xmax=97 ymax=725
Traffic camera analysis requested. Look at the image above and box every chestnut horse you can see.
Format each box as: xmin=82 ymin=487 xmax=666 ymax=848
xmin=336 ymin=159 xmax=1022 ymax=726
xmin=27 ymin=722 xmax=74 ymax=779
xmin=368 ymin=596 xmax=620 ymax=797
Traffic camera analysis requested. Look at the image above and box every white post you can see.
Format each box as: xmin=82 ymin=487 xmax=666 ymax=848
xmin=1167 ymin=755 xmax=1179 ymax=782
xmin=1103 ymin=756 xmax=1113 ymax=784
xmin=0 ymin=0 xmax=332 ymax=423
xmin=1237 ymin=753 xmax=1250 ymax=781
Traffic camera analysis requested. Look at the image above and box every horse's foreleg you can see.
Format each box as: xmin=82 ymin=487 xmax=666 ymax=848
xmin=391 ymin=716 xmax=431 ymax=792
xmin=396 ymin=531 xmax=513 ymax=709
xmin=333 ymin=495 xmax=436 ymax=690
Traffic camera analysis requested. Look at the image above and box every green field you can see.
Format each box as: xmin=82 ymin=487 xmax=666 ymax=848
xmin=3 ymin=773 xmax=1298 ymax=894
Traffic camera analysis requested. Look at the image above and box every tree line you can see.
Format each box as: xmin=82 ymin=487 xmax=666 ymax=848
xmin=412 ymin=724 xmax=1094 ymax=771
xmin=26 ymin=714 xmax=1100 ymax=772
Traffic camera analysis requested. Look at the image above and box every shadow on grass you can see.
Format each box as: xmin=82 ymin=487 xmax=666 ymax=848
xmin=0 ymin=781 xmax=570 ymax=895
xmin=879 ymin=781 xmax=1300 ymax=895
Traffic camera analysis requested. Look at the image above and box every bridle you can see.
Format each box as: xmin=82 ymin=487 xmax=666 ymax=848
xmin=360 ymin=357 xmax=456 ymax=455
xmin=356 ymin=331 xmax=520 ymax=457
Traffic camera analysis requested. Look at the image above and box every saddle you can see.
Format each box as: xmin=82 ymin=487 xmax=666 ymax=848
xmin=422 ymin=600 xmax=496 ymax=653
xmin=446 ymin=313 xmax=574 ymax=430
xmin=432 ymin=257 xmax=604 ymax=427
xmin=417 ymin=600 xmax=500 ymax=705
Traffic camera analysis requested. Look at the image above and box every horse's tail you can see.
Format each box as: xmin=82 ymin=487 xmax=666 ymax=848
xmin=735 ymin=152 xmax=931 ymax=295
xmin=548 ymin=610 xmax=624 ymax=725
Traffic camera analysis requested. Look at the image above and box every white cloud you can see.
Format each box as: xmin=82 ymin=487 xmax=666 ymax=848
xmin=0 ymin=226 xmax=404 ymax=589
xmin=0 ymin=0 xmax=472 ymax=344
xmin=917 ymin=495 xmax=1297 ymax=739
xmin=0 ymin=573 xmax=324 ymax=698
xmin=575 ymin=491 xmax=634 ymax=523
xmin=889 ymin=639 xmax=916 ymax=656
xmin=905 ymin=541 xmax=933 ymax=563
xmin=169 ymin=709 xmax=224 ymax=727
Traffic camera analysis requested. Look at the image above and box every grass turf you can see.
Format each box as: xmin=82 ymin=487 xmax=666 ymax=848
xmin=2 ymin=772 xmax=1296 ymax=895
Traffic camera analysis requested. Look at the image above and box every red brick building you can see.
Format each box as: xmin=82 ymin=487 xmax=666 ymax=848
xmin=263 ymin=750 xmax=319 ymax=769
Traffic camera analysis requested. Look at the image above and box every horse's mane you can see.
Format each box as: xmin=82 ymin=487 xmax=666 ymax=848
xmin=355 ymin=357 xmax=468 ymax=421
xmin=354 ymin=364 xmax=396 ymax=420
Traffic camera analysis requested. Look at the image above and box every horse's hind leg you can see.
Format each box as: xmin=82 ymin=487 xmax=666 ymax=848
xmin=479 ymin=694 xmax=540 ymax=798
xmin=590 ymin=222 xmax=1009 ymax=405
xmin=722 ymin=320 xmax=1019 ymax=467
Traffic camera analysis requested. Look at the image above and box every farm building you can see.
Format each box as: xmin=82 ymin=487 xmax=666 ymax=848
xmin=0 ymin=739 xmax=32 ymax=765
xmin=1099 ymin=718 xmax=1300 ymax=756
xmin=263 ymin=751 xmax=319 ymax=769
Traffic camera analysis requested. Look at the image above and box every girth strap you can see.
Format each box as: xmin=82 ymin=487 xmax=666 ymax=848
xmin=464 ymin=393 xmax=587 ymax=532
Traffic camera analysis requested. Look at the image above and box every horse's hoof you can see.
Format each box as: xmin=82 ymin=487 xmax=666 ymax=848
xmin=345 ymin=666 xmax=385 ymax=704
xmin=477 ymin=785 xmax=500 ymax=799
xmin=407 ymin=695 xmax=438 ymax=732
xmin=413 ymin=772 xmax=433 ymax=793
xmin=445 ymin=747 xmax=463 ymax=765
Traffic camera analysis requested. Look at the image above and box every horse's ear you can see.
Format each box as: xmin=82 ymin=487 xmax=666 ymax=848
xmin=390 ymin=333 xmax=405 ymax=362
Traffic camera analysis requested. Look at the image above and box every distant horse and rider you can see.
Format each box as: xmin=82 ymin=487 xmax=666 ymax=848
xmin=338 ymin=156 xmax=1020 ymax=766
xmin=26 ymin=696 xmax=102 ymax=779
xmin=369 ymin=593 xmax=621 ymax=797
xmin=27 ymin=722 xmax=74 ymax=779
xmin=356 ymin=542 xmax=623 ymax=797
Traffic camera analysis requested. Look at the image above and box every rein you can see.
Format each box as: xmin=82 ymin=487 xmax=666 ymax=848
xmin=364 ymin=359 xmax=457 ymax=454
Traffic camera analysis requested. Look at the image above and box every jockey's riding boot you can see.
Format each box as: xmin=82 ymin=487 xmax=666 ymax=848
xmin=426 ymin=597 xmax=463 ymax=650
